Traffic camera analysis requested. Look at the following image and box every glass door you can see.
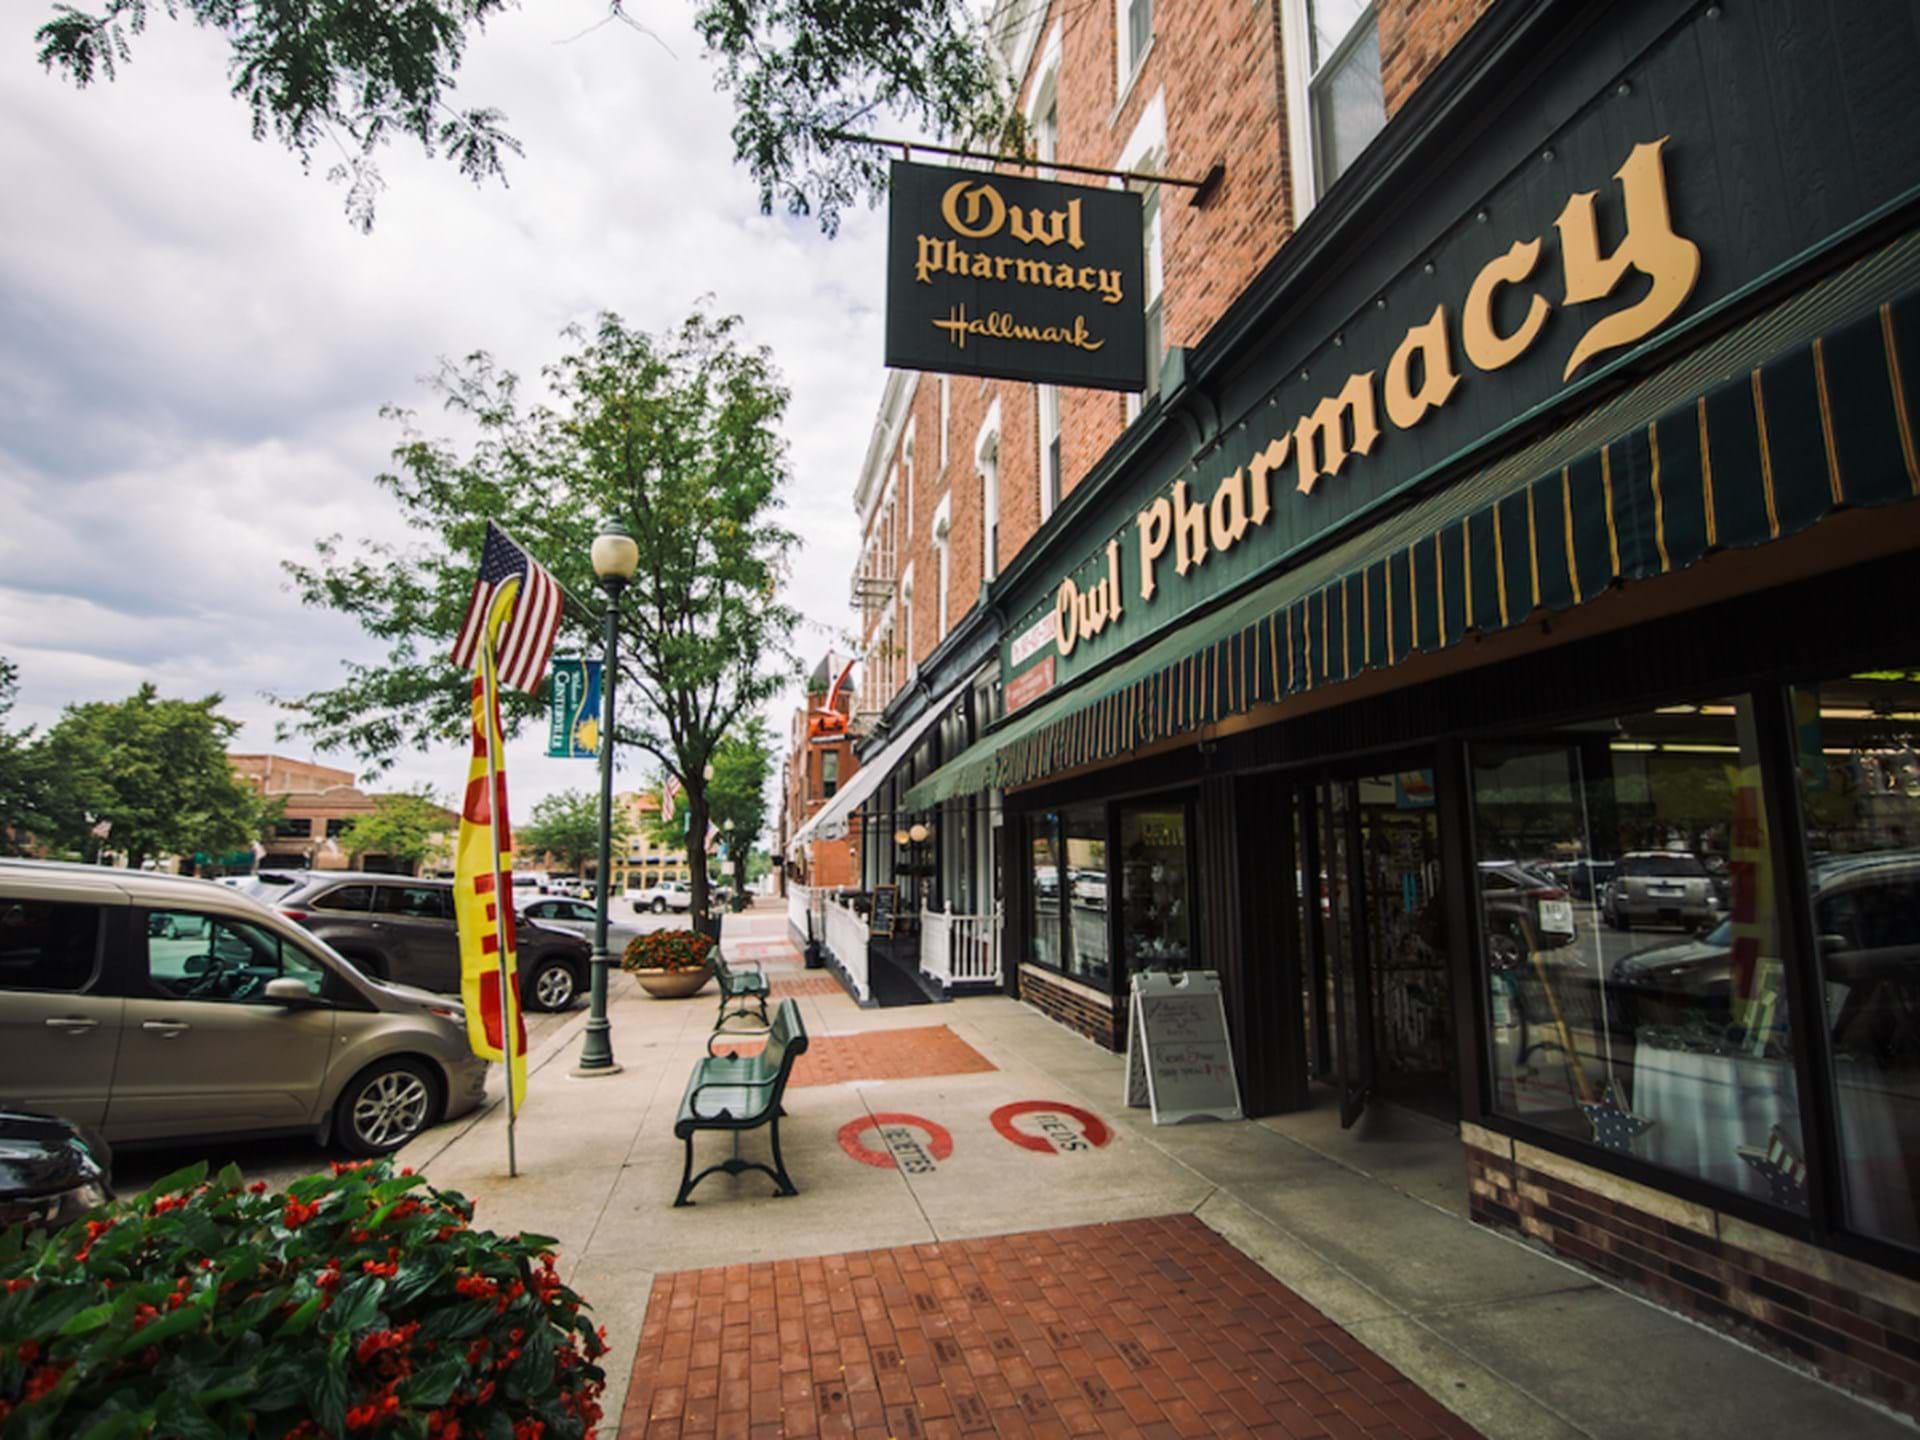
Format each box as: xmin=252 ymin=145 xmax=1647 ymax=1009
xmin=1322 ymin=779 xmax=1378 ymax=1126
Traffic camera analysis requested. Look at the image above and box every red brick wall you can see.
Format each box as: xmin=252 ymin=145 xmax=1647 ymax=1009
xmin=1378 ymin=0 xmax=1496 ymax=116
xmin=1468 ymin=1138 xmax=1920 ymax=1420
xmin=1019 ymin=964 xmax=1123 ymax=1051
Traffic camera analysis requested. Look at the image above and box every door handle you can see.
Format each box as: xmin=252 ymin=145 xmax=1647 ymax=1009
xmin=141 ymin=1020 xmax=191 ymax=1036
xmin=43 ymin=1016 xmax=98 ymax=1033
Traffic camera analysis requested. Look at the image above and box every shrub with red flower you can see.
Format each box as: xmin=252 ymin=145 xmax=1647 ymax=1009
xmin=0 ymin=1159 xmax=606 ymax=1438
xmin=620 ymin=928 xmax=716 ymax=975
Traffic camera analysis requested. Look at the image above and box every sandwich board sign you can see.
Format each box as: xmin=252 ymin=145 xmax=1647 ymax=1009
xmin=1123 ymin=971 xmax=1242 ymax=1124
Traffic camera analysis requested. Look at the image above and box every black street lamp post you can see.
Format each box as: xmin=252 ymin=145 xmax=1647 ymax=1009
xmin=576 ymin=519 xmax=638 ymax=1077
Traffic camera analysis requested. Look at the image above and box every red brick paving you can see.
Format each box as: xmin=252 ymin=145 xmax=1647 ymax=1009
xmin=772 ymin=977 xmax=849 ymax=999
xmin=619 ymin=1213 xmax=1480 ymax=1439
xmin=713 ymin=1026 xmax=997 ymax=1090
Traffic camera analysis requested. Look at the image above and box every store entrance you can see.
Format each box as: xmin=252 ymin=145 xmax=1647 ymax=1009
xmin=1296 ymin=765 xmax=1458 ymax=1126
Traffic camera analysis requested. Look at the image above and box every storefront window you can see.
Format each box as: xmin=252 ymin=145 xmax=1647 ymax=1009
xmin=1029 ymin=815 xmax=1062 ymax=973
xmin=1791 ymin=667 xmax=1920 ymax=1248
xmin=1063 ymin=807 xmax=1111 ymax=987
xmin=1119 ymin=803 xmax=1193 ymax=974
xmin=1472 ymin=696 xmax=1804 ymax=1213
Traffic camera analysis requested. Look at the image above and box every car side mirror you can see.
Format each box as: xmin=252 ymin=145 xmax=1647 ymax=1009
xmin=264 ymin=977 xmax=318 ymax=1006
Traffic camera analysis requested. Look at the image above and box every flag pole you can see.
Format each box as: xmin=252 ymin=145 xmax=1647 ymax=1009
xmin=480 ymin=624 xmax=518 ymax=1179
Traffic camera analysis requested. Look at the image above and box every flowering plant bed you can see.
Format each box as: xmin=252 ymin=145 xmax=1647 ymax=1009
xmin=620 ymin=928 xmax=716 ymax=975
xmin=0 ymin=1158 xmax=607 ymax=1439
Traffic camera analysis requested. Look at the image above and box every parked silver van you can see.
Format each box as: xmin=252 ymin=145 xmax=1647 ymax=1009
xmin=0 ymin=860 xmax=489 ymax=1156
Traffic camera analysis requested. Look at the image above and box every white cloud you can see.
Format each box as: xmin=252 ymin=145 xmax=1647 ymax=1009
xmin=0 ymin=1 xmax=890 ymax=833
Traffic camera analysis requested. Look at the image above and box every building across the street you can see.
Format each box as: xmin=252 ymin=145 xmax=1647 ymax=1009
xmin=228 ymin=753 xmax=455 ymax=874
xmin=793 ymin=0 xmax=1920 ymax=1418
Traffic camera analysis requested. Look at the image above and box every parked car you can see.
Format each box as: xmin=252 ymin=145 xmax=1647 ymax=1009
xmin=0 ymin=1109 xmax=112 ymax=1232
xmin=1542 ymin=859 xmax=1616 ymax=903
xmin=1479 ymin=861 xmax=1579 ymax=964
xmin=630 ymin=879 xmax=693 ymax=914
xmin=269 ymin=872 xmax=589 ymax=1012
xmin=1070 ymin=869 xmax=1108 ymax=910
xmin=1604 ymin=851 xmax=1721 ymax=931
xmin=0 ymin=860 xmax=488 ymax=1156
xmin=517 ymin=896 xmax=639 ymax=953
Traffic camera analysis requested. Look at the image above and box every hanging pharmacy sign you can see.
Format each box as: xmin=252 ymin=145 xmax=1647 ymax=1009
xmin=886 ymin=161 xmax=1145 ymax=391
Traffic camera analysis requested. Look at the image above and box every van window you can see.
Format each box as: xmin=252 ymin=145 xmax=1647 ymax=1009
xmin=373 ymin=886 xmax=449 ymax=920
xmin=145 ymin=911 xmax=327 ymax=1003
xmin=0 ymin=901 xmax=102 ymax=993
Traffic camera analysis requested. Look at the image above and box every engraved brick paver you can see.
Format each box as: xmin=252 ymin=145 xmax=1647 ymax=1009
xmin=718 ymin=1024 xmax=998 ymax=1089
xmin=620 ymin=1214 xmax=1481 ymax=1439
xmin=771 ymin=976 xmax=847 ymax=999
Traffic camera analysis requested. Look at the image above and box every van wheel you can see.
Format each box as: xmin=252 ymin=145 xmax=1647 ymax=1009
xmin=525 ymin=957 xmax=580 ymax=1012
xmin=652 ymin=898 xmax=667 ymax=914
xmin=335 ymin=1058 xmax=439 ymax=1156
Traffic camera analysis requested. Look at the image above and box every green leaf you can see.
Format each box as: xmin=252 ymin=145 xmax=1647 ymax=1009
xmin=285 ymin=1174 xmax=335 ymax=1203
xmin=278 ymin=1293 xmax=323 ymax=1337
xmin=76 ymin=1407 xmax=151 ymax=1440
xmin=251 ymin=1357 xmax=309 ymax=1412
xmin=108 ymin=1290 xmax=211 ymax=1357
xmin=152 ymin=1391 xmax=227 ymax=1440
xmin=307 ymin=1333 xmax=351 ymax=1439
xmin=57 ymin=1301 xmax=117 ymax=1336
xmin=398 ymin=1358 xmax=465 ymax=1409
xmin=134 ymin=1161 xmax=209 ymax=1209
xmin=389 ymin=1252 xmax=449 ymax=1309
xmin=508 ymin=1317 xmax=556 ymax=1401
xmin=212 ymin=1162 xmax=245 ymax=1195
xmin=330 ymin=1274 xmax=386 ymax=1334
xmin=28 ymin=1284 xmax=109 ymax=1336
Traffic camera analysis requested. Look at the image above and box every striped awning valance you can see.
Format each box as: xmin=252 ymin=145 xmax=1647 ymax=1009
xmin=903 ymin=231 xmax=1920 ymax=811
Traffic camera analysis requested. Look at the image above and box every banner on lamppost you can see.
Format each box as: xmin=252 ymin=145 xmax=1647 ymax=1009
xmin=547 ymin=657 xmax=603 ymax=758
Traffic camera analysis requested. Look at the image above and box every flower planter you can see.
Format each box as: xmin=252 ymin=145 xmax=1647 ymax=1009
xmin=631 ymin=964 xmax=714 ymax=999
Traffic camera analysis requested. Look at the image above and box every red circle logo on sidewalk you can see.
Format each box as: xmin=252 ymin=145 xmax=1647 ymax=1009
xmin=990 ymin=1101 xmax=1113 ymax=1154
xmin=838 ymin=1113 xmax=955 ymax=1174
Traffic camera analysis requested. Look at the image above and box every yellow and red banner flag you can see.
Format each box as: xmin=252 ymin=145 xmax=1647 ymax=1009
xmin=454 ymin=587 xmax=529 ymax=1115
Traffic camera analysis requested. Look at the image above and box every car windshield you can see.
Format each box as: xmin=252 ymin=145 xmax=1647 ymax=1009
xmin=1625 ymin=854 xmax=1707 ymax=877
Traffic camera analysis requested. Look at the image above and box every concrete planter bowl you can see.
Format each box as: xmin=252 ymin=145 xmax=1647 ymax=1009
xmin=631 ymin=964 xmax=714 ymax=999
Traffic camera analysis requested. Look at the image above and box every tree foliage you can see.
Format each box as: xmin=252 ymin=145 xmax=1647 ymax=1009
xmin=519 ymin=788 xmax=633 ymax=877
xmin=34 ymin=0 xmax=1012 ymax=232
xmin=704 ymin=716 xmax=774 ymax=895
xmin=0 ymin=659 xmax=55 ymax=857
xmin=283 ymin=309 xmax=800 ymax=924
xmin=36 ymin=683 xmax=265 ymax=868
xmin=336 ymin=788 xmax=454 ymax=872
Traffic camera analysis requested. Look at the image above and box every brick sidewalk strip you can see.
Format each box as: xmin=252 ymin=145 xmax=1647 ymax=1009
xmin=714 ymin=1025 xmax=998 ymax=1089
xmin=620 ymin=1213 xmax=1480 ymax=1439
xmin=771 ymin=977 xmax=848 ymax=998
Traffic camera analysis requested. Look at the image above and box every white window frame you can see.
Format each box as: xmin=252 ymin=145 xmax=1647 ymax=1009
xmin=902 ymin=422 xmax=916 ymax=535
xmin=975 ymin=399 xmax=1002 ymax=581
xmin=939 ymin=376 xmax=950 ymax=472
xmin=1026 ymin=22 xmax=1062 ymax=180
xmin=1114 ymin=0 xmax=1154 ymax=103
xmin=931 ymin=495 xmax=952 ymax=642
xmin=1038 ymin=385 xmax=1062 ymax=519
xmin=899 ymin=563 xmax=916 ymax=683
xmin=1282 ymin=0 xmax=1386 ymax=221
xmin=1115 ymin=92 xmax=1168 ymax=424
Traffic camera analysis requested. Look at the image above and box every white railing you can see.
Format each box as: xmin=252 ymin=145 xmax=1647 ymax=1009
xmin=822 ymin=893 xmax=871 ymax=1002
xmin=920 ymin=907 xmax=953 ymax=984
xmin=916 ymin=904 xmax=1003 ymax=988
xmin=787 ymin=882 xmax=812 ymax=942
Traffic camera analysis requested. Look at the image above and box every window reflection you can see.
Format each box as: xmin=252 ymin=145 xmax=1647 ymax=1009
xmin=1120 ymin=804 xmax=1192 ymax=974
xmin=1473 ymin=697 xmax=1805 ymax=1212
xmin=1029 ymin=815 xmax=1062 ymax=974
xmin=1793 ymin=668 xmax=1920 ymax=1248
xmin=1063 ymin=807 xmax=1111 ymax=987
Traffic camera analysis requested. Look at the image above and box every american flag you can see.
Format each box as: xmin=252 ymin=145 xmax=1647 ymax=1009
xmin=450 ymin=521 xmax=564 ymax=693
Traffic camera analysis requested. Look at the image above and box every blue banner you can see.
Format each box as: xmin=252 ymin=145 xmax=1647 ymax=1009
xmin=546 ymin=657 xmax=603 ymax=758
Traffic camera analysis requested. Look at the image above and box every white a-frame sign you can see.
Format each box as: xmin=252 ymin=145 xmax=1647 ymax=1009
xmin=1123 ymin=970 xmax=1243 ymax=1124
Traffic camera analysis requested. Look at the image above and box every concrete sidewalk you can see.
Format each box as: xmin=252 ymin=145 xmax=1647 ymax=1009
xmin=398 ymin=908 xmax=1910 ymax=1438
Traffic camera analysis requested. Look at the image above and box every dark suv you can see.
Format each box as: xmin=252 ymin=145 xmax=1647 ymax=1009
xmin=270 ymin=873 xmax=588 ymax=1011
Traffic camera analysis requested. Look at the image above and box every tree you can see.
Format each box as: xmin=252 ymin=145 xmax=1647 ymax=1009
xmin=0 ymin=658 xmax=55 ymax=856
xmin=519 ymin=788 xmax=633 ymax=880
xmin=705 ymin=717 xmax=774 ymax=902
xmin=34 ymin=0 xmax=1011 ymax=233
xmin=37 ymin=684 xmax=264 ymax=869
xmin=337 ymin=789 xmax=454 ymax=874
xmin=283 ymin=309 xmax=800 ymax=931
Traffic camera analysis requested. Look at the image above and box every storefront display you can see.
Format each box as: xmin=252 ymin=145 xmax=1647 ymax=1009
xmin=1119 ymin=804 xmax=1193 ymax=974
xmin=1469 ymin=695 xmax=1801 ymax=1210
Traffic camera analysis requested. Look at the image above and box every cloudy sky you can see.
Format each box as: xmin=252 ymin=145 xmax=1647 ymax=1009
xmin=0 ymin=0 xmax=891 ymax=830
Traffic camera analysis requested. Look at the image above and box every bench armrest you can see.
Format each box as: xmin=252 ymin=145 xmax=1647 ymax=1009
xmin=707 ymin=1025 xmax=769 ymax=1057
xmin=725 ymin=953 xmax=764 ymax=974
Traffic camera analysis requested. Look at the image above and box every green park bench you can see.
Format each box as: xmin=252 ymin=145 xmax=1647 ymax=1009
xmin=672 ymin=998 xmax=809 ymax=1206
xmin=712 ymin=950 xmax=771 ymax=1028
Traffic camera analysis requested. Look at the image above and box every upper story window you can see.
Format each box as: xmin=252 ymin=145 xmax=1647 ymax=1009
xmin=1116 ymin=0 xmax=1153 ymax=95
xmin=821 ymin=750 xmax=839 ymax=798
xmin=939 ymin=376 xmax=950 ymax=471
xmin=976 ymin=400 xmax=1002 ymax=581
xmin=1118 ymin=92 xmax=1168 ymax=425
xmin=1039 ymin=387 xmax=1062 ymax=518
xmin=902 ymin=424 xmax=916 ymax=532
xmin=1285 ymin=0 xmax=1387 ymax=214
xmin=931 ymin=496 xmax=952 ymax=642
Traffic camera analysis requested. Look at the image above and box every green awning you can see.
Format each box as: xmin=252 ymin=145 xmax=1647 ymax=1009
xmin=905 ymin=229 xmax=1920 ymax=810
